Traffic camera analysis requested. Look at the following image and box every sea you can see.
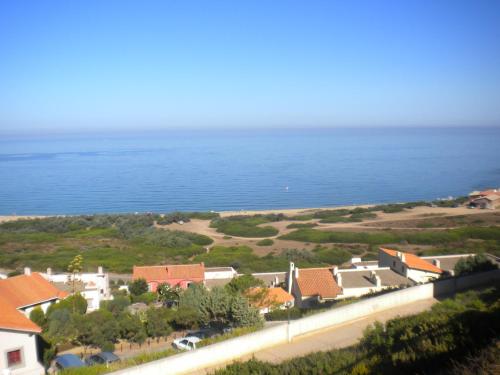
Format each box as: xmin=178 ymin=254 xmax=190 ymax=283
xmin=1 ymin=127 xmax=499 ymax=215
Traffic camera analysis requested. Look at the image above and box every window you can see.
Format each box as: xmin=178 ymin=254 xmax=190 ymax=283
xmin=7 ymin=349 xmax=22 ymax=367
xmin=393 ymin=261 xmax=396 ymax=267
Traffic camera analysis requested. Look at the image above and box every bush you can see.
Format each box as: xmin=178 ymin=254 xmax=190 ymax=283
xmin=129 ymin=278 xmax=148 ymax=296
xmin=256 ymin=239 xmax=274 ymax=246
xmin=210 ymin=216 xmax=279 ymax=238
xmin=454 ymin=254 xmax=498 ymax=276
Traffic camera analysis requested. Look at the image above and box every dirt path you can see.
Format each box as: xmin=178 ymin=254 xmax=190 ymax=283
xmin=186 ymin=298 xmax=438 ymax=374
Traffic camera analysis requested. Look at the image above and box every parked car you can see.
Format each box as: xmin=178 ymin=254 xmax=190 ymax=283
xmin=54 ymin=354 xmax=86 ymax=370
xmin=187 ymin=328 xmax=219 ymax=339
xmin=85 ymin=352 xmax=120 ymax=366
xmin=172 ymin=336 xmax=201 ymax=351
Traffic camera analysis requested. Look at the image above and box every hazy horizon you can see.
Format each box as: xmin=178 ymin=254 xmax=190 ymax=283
xmin=1 ymin=0 xmax=500 ymax=135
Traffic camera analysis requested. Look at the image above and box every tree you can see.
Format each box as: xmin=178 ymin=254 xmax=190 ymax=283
xmin=146 ymin=308 xmax=173 ymax=338
xmin=47 ymin=294 xmax=87 ymax=316
xmin=67 ymin=254 xmax=83 ymax=295
xmin=225 ymin=274 xmax=265 ymax=295
xmin=230 ymin=294 xmax=263 ymax=327
xmin=129 ymin=278 xmax=149 ymax=296
xmin=173 ymin=306 xmax=201 ymax=329
xmin=118 ymin=313 xmax=147 ymax=344
xmin=101 ymin=295 xmax=131 ymax=316
xmin=157 ymin=283 xmax=182 ymax=305
xmin=75 ymin=310 xmax=120 ymax=351
xmin=454 ymin=254 xmax=498 ymax=276
xmin=29 ymin=306 xmax=46 ymax=328
xmin=45 ymin=309 xmax=77 ymax=345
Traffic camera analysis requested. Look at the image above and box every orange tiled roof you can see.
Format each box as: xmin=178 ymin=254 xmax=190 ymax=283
xmin=380 ymin=248 xmax=443 ymax=274
xmin=296 ymin=268 xmax=342 ymax=299
xmin=246 ymin=287 xmax=294 ymax=308
xmin=0 ymin=272 xmax=68 ymax=308
xmin=0 ymin=295 xmax=41 ymax=333
xmin=133 ymin=263 xmax=205 ymax=282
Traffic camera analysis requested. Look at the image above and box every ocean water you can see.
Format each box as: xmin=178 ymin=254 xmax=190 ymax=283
xmin=0 ymin=127 xmax=499 ymax=215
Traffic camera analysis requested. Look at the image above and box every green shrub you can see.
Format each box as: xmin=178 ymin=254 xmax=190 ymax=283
xmin=256 ymin=239 xmax=274 ymax=246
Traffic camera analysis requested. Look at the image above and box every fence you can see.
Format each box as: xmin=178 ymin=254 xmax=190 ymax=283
xmin=111 ymin=269 xmax=500 ymax=375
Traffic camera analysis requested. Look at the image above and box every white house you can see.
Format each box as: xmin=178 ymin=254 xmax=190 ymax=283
xmin=379 ymin=248 xmax=443 ymax=283
xmin=0 ymin=270 xmax=68 ymax=375
xmin=41 ymin=266 xmax=113 ymax=312
xmin=334 ymin=266 xmax=414 ymax=298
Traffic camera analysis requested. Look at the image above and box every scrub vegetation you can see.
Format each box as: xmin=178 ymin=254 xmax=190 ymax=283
xmin=209 ymin=214 xmax=283 ymax=238
xmin=215 ymin=287 xmax=500 ymax=375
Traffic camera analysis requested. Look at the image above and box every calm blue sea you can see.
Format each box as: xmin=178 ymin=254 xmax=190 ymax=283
xmin=1 ymin=127 xmax=499 ymax=215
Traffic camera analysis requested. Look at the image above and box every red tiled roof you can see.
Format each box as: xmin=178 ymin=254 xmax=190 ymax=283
xmin=0 ymin=272 xmax=68 ymax=308
xmin=0 ymin=295 xmax=41 ymax=333
xmin=246 ymin=287 xmax=294 ymax=308
xmin=0 ymin=272 xmax=66 ymax=333
xmin=133 ymin=263 xmax=205 ymax=282
xmin=380 ymin=248 xmax=443 ymax=274
xmin=296 ymin=268 xmax=342 ymax=299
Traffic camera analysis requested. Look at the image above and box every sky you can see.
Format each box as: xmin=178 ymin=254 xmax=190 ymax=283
xmin=0 ymin=0 xmax=500 ymax=135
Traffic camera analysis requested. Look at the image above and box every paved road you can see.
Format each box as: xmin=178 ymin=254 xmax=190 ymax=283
xmin=188 ymin=298 xmax=438 ymax=374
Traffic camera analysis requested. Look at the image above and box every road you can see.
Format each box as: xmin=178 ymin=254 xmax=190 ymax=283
xmin=187 ymin=298 xmax=438 ymax=374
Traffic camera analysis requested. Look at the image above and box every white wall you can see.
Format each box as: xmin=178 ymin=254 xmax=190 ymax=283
xmin=0 ymin=330 xmax=44 ymax=375
xmin=110 ymin=269 xmax=500 ymax=375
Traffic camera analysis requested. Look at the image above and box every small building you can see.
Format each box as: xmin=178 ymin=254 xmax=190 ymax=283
xmin=246 ymin=287 xmax=294 ymax=314
xmin=132 ymin=263 xmax=205 ymax=292
xmin=251 ymin=272 xmax=287 ymax=287
xmin=204 ymin=267 xmax=237 ymax=280
xmin=350 ymin=257 xmax=379 ymax=270
xmin=42 ymin=266 xmax=112 ymax=312
xmin=288 ymin=263 xmax=342 ymax=308
xmin=470 ymin=194 xmax=500 ymax=209
xmin=0 ymin=269 xmax=68 ymax=375
xmin=0 ymin=268 xmax=68 ymax=317
xmin=379 ymin=248 xmax=443 ymax=283
xmin=335 ymin=267 xmax=414 ymax=298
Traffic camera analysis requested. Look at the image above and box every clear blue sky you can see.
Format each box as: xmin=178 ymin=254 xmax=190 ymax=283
xmin=1 ymin=0 xmax=499 ymax=135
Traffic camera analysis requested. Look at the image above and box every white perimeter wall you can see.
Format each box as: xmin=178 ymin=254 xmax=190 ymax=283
xmin=111 ymin=269 xmax=500 ymax=375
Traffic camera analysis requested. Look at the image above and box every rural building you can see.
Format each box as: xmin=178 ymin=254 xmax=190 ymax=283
xmin=379 ymin=248 xmax=443 ymax=283
xmin=470 ymin=194 xmax=500 ymax=209
xmin=42 ymin=266 xmax=112 ymax=312
xmin=251 ymin=272 xmax=287 ymax=287
xmin=204 ymin=267 xmax=237 ymax=280
xmin=246 ymin=287 xmax=294 ymax=314
xmin=132 ymin=263 xmax=205 ymax=292
xmin=335 ymin=266 xmax=414 ymax=298
xmin=0 ymin=269 xmax=68 ymax=317
xmin=288 ymin=263 xmax=342 ymax=308
xmin=0 ymin=269 xmax=68 ymax=375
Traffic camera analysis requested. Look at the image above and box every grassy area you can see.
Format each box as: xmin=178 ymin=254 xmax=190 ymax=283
xmin=0 ymin=214 xmax=214 ymax=273
xmin=210 ymin=215 xmax=280 ymax=238
xmin=256 ymin=239 xmax=274 ymax=246
xmin=279 ymin=226 xmax=500 ymax=256
xmin=286 ymin=222 xmax=318 ymax=229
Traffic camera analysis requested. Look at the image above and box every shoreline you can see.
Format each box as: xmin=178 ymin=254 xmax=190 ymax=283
xmin=0 ymin=204 xmax=378 ymax=223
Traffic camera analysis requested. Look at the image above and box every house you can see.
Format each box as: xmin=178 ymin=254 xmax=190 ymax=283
xmin=204 ymin=267 xmax=237 ymax=280
xmin=334 ymin=266 xmax=414 ymax=298
xmin=0 ymin=268 xmax=68 ymax=317
xmin=246 ymin=287 xmax=294 ymax=314
xmin=42 ymin=266 xmax=112 ymax=312
xmin=288 ymin=263 xmax=342 ymax=308
xmin=470 ymin=194 xmax=500 ymax=209
xmin=379 ymin=248 xmax=443 ymax=283
xmin=0 ymin=269 xmax=69 ymax=375
xmin=132 ymin=263 xmax=205 ymax=292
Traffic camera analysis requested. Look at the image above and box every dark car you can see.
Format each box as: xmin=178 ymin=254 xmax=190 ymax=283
xmin=55 ymin=354 xmax=86 ymax=370
xmin=85 ymin=352 xmax=120 ymax=366
xmin=187 ymin=328 xmax=219 ymax=339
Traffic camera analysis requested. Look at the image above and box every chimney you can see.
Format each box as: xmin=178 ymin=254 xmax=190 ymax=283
xmin=433 ymin=259 xmax=440 ymax=268
xmin=397 ymin=252 xmax=405 ymax=262
xmin=336 ymin=272 xmax=342 ymax=287
xmin=333 ymin=266 xmax=339 ymax=276
xmin=370 ymin=271 xmax=381 ymax=288
xmin=274 ymin=275 xmax=279 ymax=286
xmin=288 ymin=262 xmax=295 ymax=294
xmin=294 ymin=267 xmax=299 ymax=279
xmin=47 ymin=267 xmax=52 ymax=276
xmin=24 ymin=267 xmax=31 ymax=276
xmin=98 ymin=266 xmax=103 ymax=274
